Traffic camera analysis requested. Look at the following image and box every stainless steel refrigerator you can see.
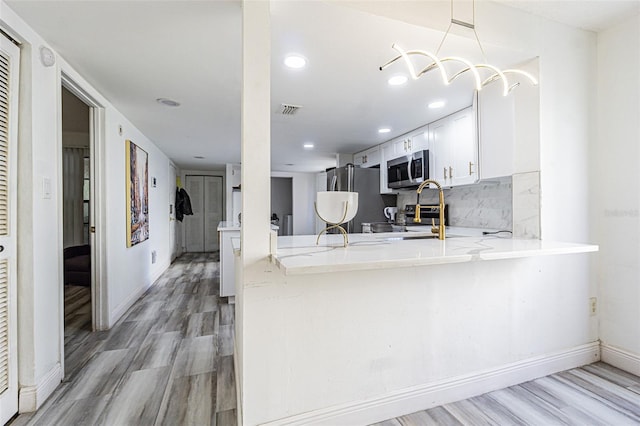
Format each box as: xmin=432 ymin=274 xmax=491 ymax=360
xmin=325 ymin=164 xmax=387 ymax=233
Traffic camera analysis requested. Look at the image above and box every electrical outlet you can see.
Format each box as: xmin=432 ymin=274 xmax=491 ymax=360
xmin=590 ymin=297 xmax=597 ymax=316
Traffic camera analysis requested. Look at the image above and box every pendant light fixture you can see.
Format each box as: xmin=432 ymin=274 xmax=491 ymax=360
xmin=379 ymin=0 xmax=537 ymax=96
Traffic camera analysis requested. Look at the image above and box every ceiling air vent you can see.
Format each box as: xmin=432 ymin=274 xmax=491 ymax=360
xmin=280 ymin=104 xmax=302 ymax=115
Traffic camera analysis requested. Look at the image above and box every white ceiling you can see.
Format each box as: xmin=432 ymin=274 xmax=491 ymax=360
xmin=494 ymin=0 xmax=639 ymax=32
xmin=5 ymin=0 xmax=639 ymax=172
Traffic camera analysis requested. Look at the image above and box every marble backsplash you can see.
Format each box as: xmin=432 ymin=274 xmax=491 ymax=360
xmin=396 ymin=176 xmax=513 ymax=230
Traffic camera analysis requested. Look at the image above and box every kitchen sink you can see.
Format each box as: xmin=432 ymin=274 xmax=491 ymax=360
xmin=383 ymin=233 xmax=464 ymax=241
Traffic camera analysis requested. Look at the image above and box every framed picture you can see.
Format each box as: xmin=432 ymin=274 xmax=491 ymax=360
xmin=125 ymin=140 xmax=149 ymax=247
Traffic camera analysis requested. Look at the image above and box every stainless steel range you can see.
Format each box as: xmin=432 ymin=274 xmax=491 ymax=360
xmin=404 ymin=204 xmax=449 ymax=226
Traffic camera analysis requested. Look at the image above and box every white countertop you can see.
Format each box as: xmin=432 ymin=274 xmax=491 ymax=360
xmin=218 ymin=221 xmax=241 ymax=231
xmin=272 ymin=231 xmax=598 ymax=275
xmin=218 ymin=221 xmax=278 ymax=232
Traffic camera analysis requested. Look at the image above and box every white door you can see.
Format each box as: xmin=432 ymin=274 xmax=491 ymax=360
xmin=184 ymin=175 xmax=223 ymax=252
xmin=0 ymin=34 xmax=19 ymax=425
xmin=184 ymin=175 xmax=204 ymax=252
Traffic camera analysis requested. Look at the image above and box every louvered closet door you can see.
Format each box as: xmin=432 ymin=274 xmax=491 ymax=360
xmin=0 ymin=34 xmax=19 ymax=425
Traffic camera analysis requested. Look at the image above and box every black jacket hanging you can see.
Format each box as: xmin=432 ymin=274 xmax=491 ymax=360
xmin=180 ymin=188 xmax=193 ymax=215
xmin=175 ymin=187 xmax=194 ymax=222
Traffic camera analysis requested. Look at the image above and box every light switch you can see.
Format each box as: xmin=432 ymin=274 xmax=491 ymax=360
xmin=42 ymin=177 xmax=51 ymax=199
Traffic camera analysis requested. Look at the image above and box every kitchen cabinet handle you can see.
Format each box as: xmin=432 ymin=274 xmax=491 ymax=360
xmin=469 ymin=161 xmax=474 ymax=175
xmin=443 ymin=167 xmax=448 ymax=179
xmin=449 ymin=166 xmax=453 ymax=178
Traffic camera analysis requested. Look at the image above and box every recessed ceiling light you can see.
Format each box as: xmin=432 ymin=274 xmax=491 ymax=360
xmin=284 ymin=54 xmax=307 ymax=69
xmin=303 ymin=142 xmax=314 ymax=149
xmin=194 ymin=156 xmax=205 ymax=159
xmin=388 ymin=75 xmax=408 ymax=86
xmin=156 ymin=98 xmax=181 ymax=107
xmin=428 ymin=100 xmax=445 ymax=109
xmin=378 ymin=128 xmax=391 ymax=134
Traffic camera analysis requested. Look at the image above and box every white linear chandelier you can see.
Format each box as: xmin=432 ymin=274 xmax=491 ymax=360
xmin=379 ymin=0 xmax=538 ymax=96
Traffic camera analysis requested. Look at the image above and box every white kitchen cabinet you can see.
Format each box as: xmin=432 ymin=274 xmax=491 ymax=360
xmin=379 ymin=141 xmax=396 ymax=194
xmin=389 ymin=127 xmax=429 ymax=157
xmin=449 ymin=108 xmax=478 ymax=186
xmin=410 ymin=129 xmax=429 ymax=152
xmin=353 ymin=146 xmax=381 ymax=168
xmin=429 ymin=116 xmax=451 ymax=185
xmin=428 ymin=106 xmax=478 ymax=187
xmin=478 ymin=84 xmax=515 ymax=179
xmin=392 ymin=137 xmax=413 ymax=156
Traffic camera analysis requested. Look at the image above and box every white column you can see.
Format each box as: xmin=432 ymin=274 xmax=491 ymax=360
xmin=241 ymin=0 xmax=271 ymax=266
xmin=238 ymin=2 xmax=271 ymax=423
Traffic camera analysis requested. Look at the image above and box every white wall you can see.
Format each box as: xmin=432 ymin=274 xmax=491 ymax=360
xmin=103 ymin=109 xmax=174 ymax=325
xmin=595 ymin=14 xmax=640 ymax=368
xmin=2 ymin=1 xmax=175 ymax=409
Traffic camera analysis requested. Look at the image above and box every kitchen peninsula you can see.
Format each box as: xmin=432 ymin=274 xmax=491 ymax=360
xmin=239 ymin=232 xmax=599 ymax=425
xmin=273 ymin=231 xmax=598 ymax=275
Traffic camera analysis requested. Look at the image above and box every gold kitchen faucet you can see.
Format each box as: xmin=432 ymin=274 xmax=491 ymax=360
xmin=414 ymin=179 xmax=446 ymax=240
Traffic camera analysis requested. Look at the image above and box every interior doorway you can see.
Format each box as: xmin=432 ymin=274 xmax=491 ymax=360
xmin=60 ymin=84 xmax=94 ymax=377
xmin=271 ymin=177 xmax=293 ymax=236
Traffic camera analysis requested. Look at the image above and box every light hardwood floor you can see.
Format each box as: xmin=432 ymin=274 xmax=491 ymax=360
xmin=11 ymin=252 xmax=235 ymax=426
xmin=372 ymin=362 xmax=640 ymax=425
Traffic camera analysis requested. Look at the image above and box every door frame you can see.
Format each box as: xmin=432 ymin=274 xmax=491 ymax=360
xmin=0 ymin=28 xmax=20 ymax=425
xmin=59 ymin=73 xmax=108 ymax=336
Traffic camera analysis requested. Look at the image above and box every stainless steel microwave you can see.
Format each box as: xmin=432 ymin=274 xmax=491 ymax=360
xmin=387 ymin=150 xmax=430 ymax=189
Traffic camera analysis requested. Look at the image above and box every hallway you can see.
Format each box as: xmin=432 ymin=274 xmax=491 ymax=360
xmin=12 ymin=252 xmax=236 ymax=425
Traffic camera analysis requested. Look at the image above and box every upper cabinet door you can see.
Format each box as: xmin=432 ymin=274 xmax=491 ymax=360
xmin=428 ymin=106 xmax=479 ymax=187
xmin=392 ymin=137 xmax=412 ymax=155
xmin=429 ymin=116 xmax=452 ymax=185
xmin=478 ymin=84 xmax=515 ymax=179
xmin=353 ymin=145 xmax=380 ymax=168
xmin=410 ymin=129 xmax=429 ymax=153
xmin=449 ymin=107 xmax=478 ymax=186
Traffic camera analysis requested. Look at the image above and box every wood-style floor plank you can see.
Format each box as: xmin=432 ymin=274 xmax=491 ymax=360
xmin=11 ymin=252 xmax=233 ymax=426
xmin=374 ymin=362 xmax=640 ymax=426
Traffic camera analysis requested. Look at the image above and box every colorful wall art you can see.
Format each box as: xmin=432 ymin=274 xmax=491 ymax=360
xmin=125 ymin=140 xmax=149 ymax=247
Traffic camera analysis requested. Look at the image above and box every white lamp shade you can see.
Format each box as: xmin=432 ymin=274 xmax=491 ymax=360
xmin=315 ymin=191 xmax=358 ymax=224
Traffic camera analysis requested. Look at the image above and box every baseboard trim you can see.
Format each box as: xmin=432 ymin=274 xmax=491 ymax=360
xmin=601 ymin=344 xmax=640 ymax=376
xmin=109 ymin=283 xmax=148 ymax=326
xmin=263 ymin=342 xmax=600 ymax=426
xmin=18 ymin=362 xmax=63 ymax=413
xmin=150 ymin=259 xmax=172 ymax=284
xmin=109 ymin=260 xmax=171 ymax=326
